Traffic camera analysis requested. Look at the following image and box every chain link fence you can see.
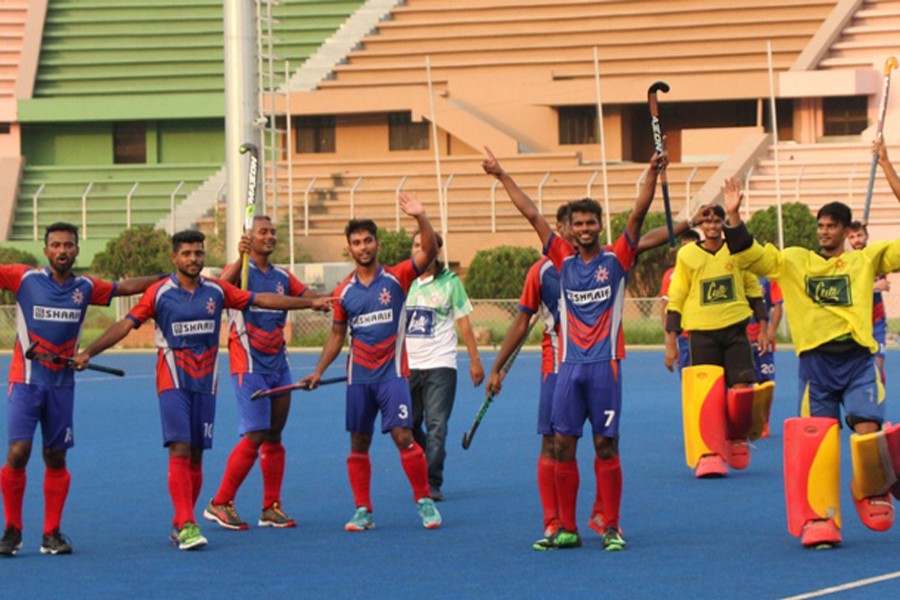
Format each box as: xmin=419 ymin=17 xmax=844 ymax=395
xmin=4 ymin=298 xmax=900 ymax=350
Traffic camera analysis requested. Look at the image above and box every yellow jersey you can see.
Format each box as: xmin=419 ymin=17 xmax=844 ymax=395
xmin=666 ymin=241 xmax=763 ymax=331
xmin=729 ymin=239 xmax=900 ymax=355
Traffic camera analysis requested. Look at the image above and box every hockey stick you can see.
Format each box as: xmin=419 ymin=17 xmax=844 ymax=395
xmin=24 ymin=342 xmax=125 ymax=377
xmin=250 ymin=376 xmax=347 ymax=401
xmin=462 ymin=313 xmax=540 ymax=450
xmin=239 ymin=143 xmax=260 ymax=290
xmin=648 ymin=81 xmax=676 ymax=247
xmin=863 ymin=56 xmax=899 ymax=224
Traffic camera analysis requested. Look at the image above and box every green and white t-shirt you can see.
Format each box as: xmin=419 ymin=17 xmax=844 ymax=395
xmin=404 ymin=269 xmax=474 ymax=370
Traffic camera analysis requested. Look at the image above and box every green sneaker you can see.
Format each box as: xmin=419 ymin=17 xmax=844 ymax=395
xmin=344 ymin=507 xmax=375 ymax=532
xmin=259 ymin=503 xmax=297 ymax=529
xmin=417 ymin=498 xmax=442 ymax=529
xmin=177 ymin=522 xmax=208 ymax=551
xmin=552 ymin=528 xmax=582 ymax=549
xmin=602 ymin=526 xmax=626 ymax=552
xmin=203 ymin=499 xmax=249 ymax=531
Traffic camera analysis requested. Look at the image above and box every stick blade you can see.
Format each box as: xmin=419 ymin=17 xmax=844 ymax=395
xmin=24 ymin=341 xmax=39 ymax=360
xmin=461 ymin=432 xmax=472 ymax=450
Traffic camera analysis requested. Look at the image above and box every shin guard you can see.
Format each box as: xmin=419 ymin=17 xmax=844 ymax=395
xmin=750 ymin=381 xmax=775 ymax=441
xmin=725 ymin=387 xmax=755 ymax=469
xmin=681 ymin=365 xmax=728 ymax=469
xmin=849 ymin=424 xmax=899 ymax=531
xmin=783 ymin=417 xmax=841 ymax=538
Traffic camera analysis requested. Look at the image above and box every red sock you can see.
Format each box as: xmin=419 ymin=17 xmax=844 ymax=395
xmin=212 ymin=436 xmax=258 ymax=505
xmin=190 ymin=462 xmax=203 ymax=508
xmin=168 ymin=456 xmax=194 ymax=529
xmin=595 ymin=456 xmax=623 ymax=531
xmin=555 ymin=460 xmax=580 ymax=532
xmin=1 ymin=465 xmax=26 ymax=530
xmin=399 ymin=444 xmax=430 ymax=502
xmin=592 ymin=457 xmax=604 ymax=517
xmin=347 ymin=452 xmax=372 ymax=511
xmin=43 ymin=467 xmax=71 ymax=535
xmin=537 ymin=456 xmax=559 ymax=528
xmin=260 ymin=442 xmax=285 ymax=509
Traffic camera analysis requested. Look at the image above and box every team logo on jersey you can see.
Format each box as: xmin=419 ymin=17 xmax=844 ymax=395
xmin=71 ymin=289 xmax=84 ymax=306
xmin=206 ymin=297 xmax=217 ymax=315
xmin=405 ymin=308 xmax=435 ymax=337
xmin=700 ymin=276 xmax=735 ymax=305
xmin=806 ymin=275 xmax=852 ymax=306
xmin=595 ymin=266 xmax=609 ymax=283
xmin=33 ymin=306 xmax=82 ymax=322
xmin=172 ymin=320 xmax=217 ymax=336
xmin=566 ymin=286 xmax=611 ymax=305
xmin=379 ymin=287 xmax=392 ymax=306
xmin=276 ymin=282 xmax=285 ymax=295
xmin=352 ymin=309 xmax=392 ymax=328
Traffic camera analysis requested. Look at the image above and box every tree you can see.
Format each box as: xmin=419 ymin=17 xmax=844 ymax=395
xmin=376 ymin=227 xmax=414 ymax=266
xmin=747 ymin=202 xmax=817 ymax=250
xmin=0 ymin=247 xmax=39 ymax=305
xmin=464 ymin=245 xmax=541 ymax=300
xmin=91 ymin=225 xmax=172 ymax=279
xmin=609 ymin=210 xmax=676 ymax=298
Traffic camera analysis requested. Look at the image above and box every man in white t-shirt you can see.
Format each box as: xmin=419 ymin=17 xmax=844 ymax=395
xmin=405 ymin=233 xmax=484 ymax=501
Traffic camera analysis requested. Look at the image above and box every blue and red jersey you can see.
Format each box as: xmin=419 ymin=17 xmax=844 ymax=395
xmin=746 ymin=277 xmax=783 ymax=344
xmin=0 ymin=264 xmax=116 ymax=387
xmin=518 ymin=257 xmax=560 ymax=374
xmin=660 ymin=265 xmax=689 ymax=340
xmin=226 ymin=260 xmax=307 ymax=375
xmin=544 ymin=233 xmax=637 ymax=363
xmin=127 ymin=276 xmax=253 ymax=395
xmin=332 ymin=260 xmax=421 ymax=384
xmin=873 ymin=278 xmax=887 ymax=331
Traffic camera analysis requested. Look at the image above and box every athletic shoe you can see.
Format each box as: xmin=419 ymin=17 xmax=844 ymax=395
xmin=695 ymin=454 xmax=729 ymax=478
xmin=587 ymin=512 xmax=605 ymax=536
xmin=726 ymin=439 xmax=751 ymax=470
xmin=40 ymin=529 xmax=72 ymax=555
xmin=177 ymin=522 xmax=208 ymax=551
xmin=203 ymin=499 xmax=249 ymax=531
xmin=417 ymin=498 xmax=442 ymax=529
xmin=800 ymin=519 xmax=841 ymax=550
xmin=852 ymin=491 xmax=894 ymax=532
xmin=543 ymin=518 xmax=561 ymax=539
xmin=345 ymin=507 xmax=375 ymax=532
xmin=601 ymin=526 xmax=626 ymax=552
xmin=0 ymin=526 xmax=22 ymax=557
xmin=531 ymin=519 xmax=562 ymax=550
xmin=429 ymin=486 xmax=445 ymax=502
xmin=533 ymin=527 xmax=582 ymax=551
xmin=259 ymin=503 xmax=297 ymax=528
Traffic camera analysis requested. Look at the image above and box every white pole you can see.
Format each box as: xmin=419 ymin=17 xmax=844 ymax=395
xmin=394 ymin=176 xmax=408 ymax=231
xmin=126 ymin=182 xmax=139 ymax=229
xmin=285 ymin=60 xmax=295 ymax=275
xmin=426 ymin=56 xmax=449 ymax=264
xmin=81 ymin=182 xmax=93 ymax=240
xmin=767 ymin=40 xmax=784 ymax=249
xmin=593 ymin=47 xmax=612 ymax=246
xmin=303 ymin=178 xmax=316 ymax=236
xmin=32 ymin=183 xmax=44 ymax=241
xmin=169 ymin=181 xmax=184 ymax=235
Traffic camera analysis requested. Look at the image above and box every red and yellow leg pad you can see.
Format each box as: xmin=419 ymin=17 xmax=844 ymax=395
xmin=783 ymin=417 xmax=841 ymax=538
xmin=725 ymin=387 xmax=755 ymax=470
xmin=682 ymin=365 xmax=728 ymax=469
xmin=750 ymin=381 xmax=775 ymax=441
xmin=849 ymin=425 xmax=899 ymax=531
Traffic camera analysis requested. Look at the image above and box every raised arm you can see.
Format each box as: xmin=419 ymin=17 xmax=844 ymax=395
xmin=400 ymin=192 xmax=437 ymax=273
xmin=219 ymin=234 xmax=251 ymax=285
xmin=482 ymin=146 xmax=553 ymax=247
xmin=625 ymin=153 xmax=663 ymax=244
xmin=113 ymin=275 xmax=163 ymax=297
xmin=300 ymin=322 xmax=347 ymax=389
xmin=485 ymin=311 xmax=531 ymax=396
xmin=876 ymin=139 xmax=900 ymax=203
xmin=721 ymin=177 xmax=783 ymax=278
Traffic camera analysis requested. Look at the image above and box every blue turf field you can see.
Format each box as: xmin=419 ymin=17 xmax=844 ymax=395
xmin=1 ymin=350 xmax=899 ymax=599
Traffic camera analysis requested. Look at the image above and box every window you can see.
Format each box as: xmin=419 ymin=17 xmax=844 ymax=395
xmin=389 ymin=113 xmax=429 ymax=151
xmin=296 ymin=116 xmax=335 ymax=153
xmin=558 ymin=106 xmax=597 ymax=145
xmin=113 ymin=122 xmax=146 ymax=164
xmin=823 ymin=96 xmax=868 ymax=136
xmin=0 ymin=123 xmax=10 ymax=135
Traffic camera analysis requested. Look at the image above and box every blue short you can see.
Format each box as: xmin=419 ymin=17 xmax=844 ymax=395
xmin=7 ymin=383 xmax=74 ymax=450
xmin=873 ymin=323 xmax=887 ymax=359
xmin=551 ymin=361 xmax=622 ymax=438
xmin=754 ymin=349 xmax=775 ymax=382
xmin=158 ymin=389 xmax=217 ymax=449
xmin=232 ymin=370 xmax=293 ymax=435
xmin=537 ymin=372 xmax=557 ymax=436
xmin=677 ymin=335 xmax=690 ymax=373
xmin=798 ymin=346 xmax=885 ymax=425
xmin=346 ymin=378 xmax=413 ymax=434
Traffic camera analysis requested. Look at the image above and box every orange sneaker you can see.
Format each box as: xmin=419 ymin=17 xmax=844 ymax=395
xmin=800 ymin=519 xmax=841 ymax=549
xmin=726 ymin=439 xmax=750 ymax=470
xmin=852 ymin=491 xmax=894 ymax=532
xmin=695 ymin=454 xmax=728 ymax=478
xmin=587 ymin=512 xmax=605 ymax=535
xmin=543 ymin=518 xmax=561 ymax=539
